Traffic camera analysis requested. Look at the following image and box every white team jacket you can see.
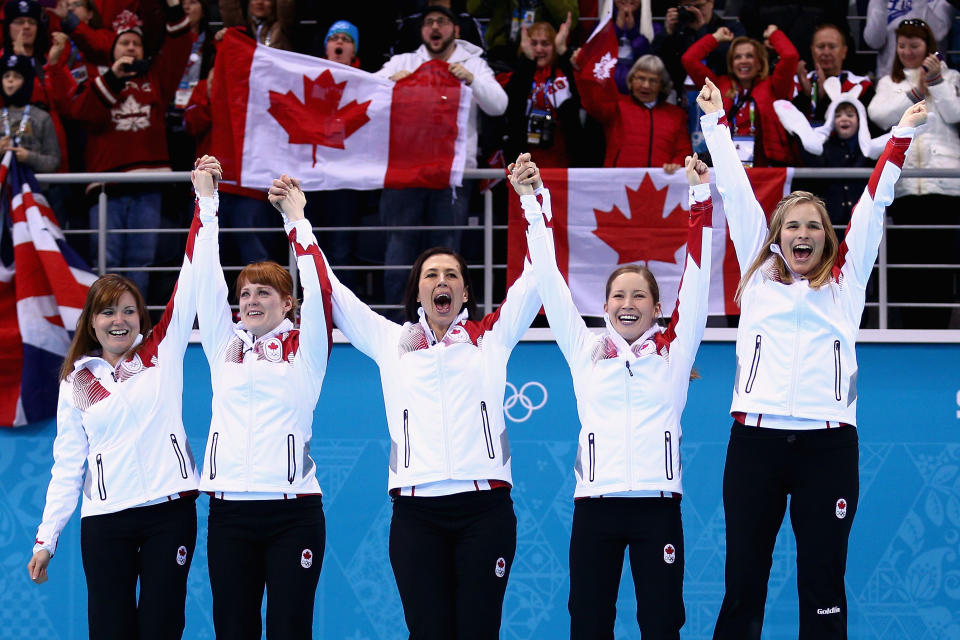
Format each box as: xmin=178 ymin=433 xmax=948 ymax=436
xmin=194 ymin=203 xmax=332 ymax=494
xmin=523 ymin=186 xmax=713 ymax=497
xmin=33 ymin=201 xmax=204 ymax=556
xmin=702 ymin=110 xmax=916 ymax=427
xmin=328 ymin=258 xmax=541 ymax=492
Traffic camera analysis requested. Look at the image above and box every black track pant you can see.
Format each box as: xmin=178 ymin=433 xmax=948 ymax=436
xmin=389 ymin=487 xmax=517 ymax=640
xmin=713 ymin=422 xmax=859 ymax=640
xmin=568 ymin=497 xmax=685 ymax=640
xmin=207 ymin=495 xmax=325 ymax=640
xmin=80 ymin=495 xmax=197 ymax=640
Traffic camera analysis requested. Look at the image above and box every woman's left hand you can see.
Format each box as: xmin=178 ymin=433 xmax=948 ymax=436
xmin=268 ymin=174 xmax=306 ymax=221
xmin=508 ymin=153 xmax=542 ymax=196
xmin=898 ymin=100 xmax=928 ymax=129
xmin=921 ymin=53 xmax=942 ymax=82
xmin=555 ymin=12 xmax=572 ymax=57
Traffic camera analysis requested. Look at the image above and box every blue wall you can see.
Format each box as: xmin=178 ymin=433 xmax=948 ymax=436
xmin=2 ymin=341 xmax=959 ymax=639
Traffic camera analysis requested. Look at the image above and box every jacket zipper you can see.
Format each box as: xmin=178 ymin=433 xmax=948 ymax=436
xmin=95 ymin=453 xmax=107 ymax=500
xmin=745 ymin=334 xmax=761 ymax=393
xmin=170 ymin=434 xmax=188 ymax=479
xmin=787 ymin=286 xmax=803 ymax=414
xmin=481 ymin=401 xmax=495 ymax=459
xmin=625 ymin=361 xmax=633 ymax=487
xmin=438 ymin=349 xmax=452 ymax=477
xmin=664 ymin=431 xmax=674 ymax=481
xmin=209 ymin=432 xmax=219 ymax=480
xmin=647 ymin=106 xmax=654 ymax=167
xmin=833 ymin=340 xmax=842 ymax=401
xmin=403 ymin=409 xmax=410 ymax=468
xmin=287 ymin=434 xmax=297 ymax=484
xmin=588 ymin=432 xmax=596 ymax=482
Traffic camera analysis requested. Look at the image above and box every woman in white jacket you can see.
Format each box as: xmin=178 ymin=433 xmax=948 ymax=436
xmin=26 ymin=161 xmax=215 ymax=639
xmin=868 ymin=17 xmax=960 ymax=328
xmin=268 ymin=168 xmax=540 ymax=639
xmin=514 ymin=152 xmax=714 ymax=639
xmin=699 ymin=77 xmax=927 ymax=639
xmin=193 ymin=166 xmax=333 ymax=639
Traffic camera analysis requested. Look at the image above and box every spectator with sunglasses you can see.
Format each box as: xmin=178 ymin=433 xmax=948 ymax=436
xmin=863 ymin=0 xmax=957 ymax=77
xmin=868 ymin=17 xmax=960 ymax=328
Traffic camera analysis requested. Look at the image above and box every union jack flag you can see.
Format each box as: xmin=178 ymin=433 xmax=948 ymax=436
xmin=0 ymin=153 xmax=95 ymax=427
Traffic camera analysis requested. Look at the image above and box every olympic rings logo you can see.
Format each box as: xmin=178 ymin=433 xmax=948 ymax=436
xmin=502 ymin=381 xmax=548 ymax=423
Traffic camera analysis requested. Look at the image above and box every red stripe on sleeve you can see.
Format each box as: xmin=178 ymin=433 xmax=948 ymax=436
xmin=287 ymin=227 xmax=334 ymax=358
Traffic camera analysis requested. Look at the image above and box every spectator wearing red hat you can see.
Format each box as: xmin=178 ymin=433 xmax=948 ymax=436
xmin=54 ymin=2 xmax=191 ymax=296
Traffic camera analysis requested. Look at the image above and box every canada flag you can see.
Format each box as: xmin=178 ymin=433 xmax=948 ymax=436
xmin=572 ymin=10 xmax=618 ymax=96
xmin=507 ymin=168 xmax=792 ymax=316
xmin=211 ymin=30 xmax=472 ymax=191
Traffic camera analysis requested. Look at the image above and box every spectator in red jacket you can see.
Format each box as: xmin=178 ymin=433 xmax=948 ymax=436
xmin=57 ymin=4 xmax=191 ymax=296
xmin=577 ymin=52 xmax=691 ymax=169
xmin=49 ymin=0 xmax=115 ymax=67
xmin=682 ymin=25 xmax=800 ymax=166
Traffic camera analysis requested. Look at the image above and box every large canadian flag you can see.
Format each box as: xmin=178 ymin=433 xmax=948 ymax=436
xmin=212 ymin=30 xmax=472 ymax=191
xmin=507 ymin=168 xmax=792 ymax=316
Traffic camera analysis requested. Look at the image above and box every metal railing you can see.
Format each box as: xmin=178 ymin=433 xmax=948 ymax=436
xmin=38 ymin=167 xmax=960 ymax=329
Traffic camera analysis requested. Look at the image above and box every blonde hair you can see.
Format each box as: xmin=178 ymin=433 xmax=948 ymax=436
xmin=734 ymin=191 xmax=839 ymax=304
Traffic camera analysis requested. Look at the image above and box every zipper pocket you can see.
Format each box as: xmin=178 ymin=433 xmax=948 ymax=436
xmin=664 ymin=432 xmax=674 ymax=481
xmin=481 ymin=401 xmax=495 ymax=459
xmin=588 ymin=433 xmax=596 ymax=482
xmin=170 ymin=434 xmax=188 ymax=479
xmin=745 ymin=334 xmax=762 ymax=393
xmin=95 ymin=453 xmax=106 ymax=500
xmin=403 ymin=409 xmax=410 ymax=469
xmin=287 ymin=434 xmax=296 ymax=484
xmin=209 ymin=432 xmax=218 ymax=480
xmin=833 ymin=340 xmax=842 ymax=401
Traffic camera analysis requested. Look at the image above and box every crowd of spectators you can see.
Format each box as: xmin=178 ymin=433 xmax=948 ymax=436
xmin=1 ymin=0 xmax=958 ymax=327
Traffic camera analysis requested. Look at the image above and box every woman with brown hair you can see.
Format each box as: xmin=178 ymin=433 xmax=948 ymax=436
xmin=266 ymin=162 xmax=542 ymax=638
xmin=193 ymin=161 xmax=333 ymax=639
xmin=682 ymin=25 xmax=799 ymax=166
xmin=26 ymin=160 xmax=217 ymax=639
xmin=867 ymin=17 xmax=960 ymax=328
xmin=516 ymin=150 xmax=714 ymax=638
xmin=698 ymin=77 xmax=927 ymax=639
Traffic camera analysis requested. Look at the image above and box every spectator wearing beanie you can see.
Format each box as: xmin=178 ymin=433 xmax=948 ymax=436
xmin=55 ymin=3 xmax=190 ymax=296
xmin=0 ymin=51 xmax=59 ymax=171
xmin=324 ymin=19 xmax=360 ymax=67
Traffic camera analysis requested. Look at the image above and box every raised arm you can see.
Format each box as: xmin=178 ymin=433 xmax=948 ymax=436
xmin=767 ymin=27 xmax=800 ymax=100
xmin=681 ymin=30 xmax=726 ymax=88
xmin=839 ymin=103 xmax=922 ymax=291
xmin=661 ymin=155 xmax=714 ymax=382
xmin=30 ymin=381 xmax=89 ymax=579
xmin=513 ymin=156 xmax=592 ymax=364
xmin=192 ymin=156 xmax=236 ymax=367
xmin=267 ymin=176 xmax=333 ymax=384
xmin=697 ymin=79 xmax=769 ymax=272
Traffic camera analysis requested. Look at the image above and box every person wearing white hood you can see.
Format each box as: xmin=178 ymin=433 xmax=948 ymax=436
xmin=698 ymin=76 xmax=927 ymax=639
xmin=375 ymin=4 xmax=508 ymax=316
xmin=515 ymin=150 xmax=715 ymax=639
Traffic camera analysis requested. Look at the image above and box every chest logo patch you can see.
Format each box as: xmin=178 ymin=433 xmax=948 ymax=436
xmin=263 ymin=337 xmax=283 ymax=362
xmin=664 ymin=543 xmax=676 ymax=564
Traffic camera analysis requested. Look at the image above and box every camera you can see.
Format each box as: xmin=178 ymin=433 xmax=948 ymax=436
xmin=120 ymin=59 xmax=150 ymax=75
xmin=526 ymin=109 xmax=555 ymax=148
xmin=677 ymin=3 xmax=699 ymax=26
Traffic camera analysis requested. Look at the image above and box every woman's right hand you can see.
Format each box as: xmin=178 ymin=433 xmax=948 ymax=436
xmin=508 ymin=153 xmax=542 ymax=196
xmin=28 ymin=549 xmax=51 ymax=584
xmin=191 ymin=155 xmax=221 ymax=196
xmin=696 ymin=78 xmax=723 ymax=114
xmin=519 ymin=25 xmax=535 ymax=60
xmin=268 ymin=175 xmax=306 ymax=221
xmin=898 ymin=100 xmax=928 ymax=129
xmin=684 ymin=153 xmax=709 ymax=186
xmin=48 ymin=32 xmax=68 ymax=66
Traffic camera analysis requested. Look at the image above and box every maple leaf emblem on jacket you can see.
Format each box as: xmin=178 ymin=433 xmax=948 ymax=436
xmin=593 ymin=173 xmax=689 ymax=265
xmin=267 ymin=71 xmax=372 ymax=167
xmin=112 ymin=95 xmax=151 ymax=132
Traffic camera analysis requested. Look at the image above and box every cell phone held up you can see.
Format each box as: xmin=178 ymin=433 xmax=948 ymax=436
xmin=120 ymin=59 xmax=150 ymax=75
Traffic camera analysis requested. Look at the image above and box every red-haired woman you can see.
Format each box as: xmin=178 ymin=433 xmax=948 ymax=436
xmin=682 ymin=26 xmax=799 ymax=166
xmin=192 ymin=161 xmax=333 ymax=640
xmin=266 ymin=166 xmax=542 ymax=638
xmin=514 ymin=151 xmax=714 ymax=638
xmin=698 ymin=77 xmax=927 ymax=639
xmin=26 ymin=161 xmax=217 ymax=639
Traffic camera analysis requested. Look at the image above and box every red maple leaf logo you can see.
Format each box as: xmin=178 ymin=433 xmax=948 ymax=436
xmin=303 ymin=550 xmax=312 ymax=560
xmin=593 ymin=174 xmax=689 ymax=265
xmin=267 ymin=71 xmax=372 ymax=166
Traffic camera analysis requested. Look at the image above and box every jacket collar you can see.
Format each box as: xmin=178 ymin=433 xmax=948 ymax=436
xmin=418 ymin=306 xmax=469 ymax=346
xmin=234 ymin=318 xmax=295 ymax=349
xmin=603 ymin=314 xmax=660 ymax=358
xmin=72 ymin=334 xmax=145 ymax=374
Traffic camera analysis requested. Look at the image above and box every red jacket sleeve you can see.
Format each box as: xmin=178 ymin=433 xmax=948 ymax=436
xmin=768 ymin=29 xmax=800 ymax=100
xmin=68 ymin=21 xmax=118 ymax=67
xmin=681 ymin=33 xmax=721 ymax=88
xmin=183 ymin=79 xmax=211 ymax=137
xmin=670 ymin=108 xmax=693 ymax=164
xmin=575 ymin=72 xmax=617 ymax=124
xmin=152 ymin=12 xmax=193 ymax=105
